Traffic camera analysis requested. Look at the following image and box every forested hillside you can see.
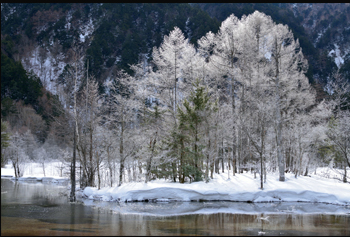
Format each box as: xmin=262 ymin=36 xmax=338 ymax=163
xmin=1 ymin=3 xmax=220 ymax=84
xmin=1 ymin=4 xmax=349 ymax=193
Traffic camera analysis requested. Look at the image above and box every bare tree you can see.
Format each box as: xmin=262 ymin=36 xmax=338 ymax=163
xmin=76 ymin=76 xmax=103 ymax=188
xmin=5 ymin=131 xmax=27 ymax=178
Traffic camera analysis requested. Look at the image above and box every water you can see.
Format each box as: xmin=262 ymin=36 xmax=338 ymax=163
xmin=1 ymin=178 xmax=349 ymax=236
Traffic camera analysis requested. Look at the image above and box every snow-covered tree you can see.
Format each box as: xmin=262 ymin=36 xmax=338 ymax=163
xmin=105 ymin=70 xmax=140 ymax=186
xmin=5 ymin=131 xmax=27 ymax=178
xmin=269 ymin=21 xmax=315 ymax=181
xmin=176 ymin=79 xmax=217 ymax=182
xmin=77 ymin=76 xmax=103 ymax=188
xmin=151 ymin=26 xmax=189 ymax=120
xmin=198 ymin=14 xmax=242 ymax=176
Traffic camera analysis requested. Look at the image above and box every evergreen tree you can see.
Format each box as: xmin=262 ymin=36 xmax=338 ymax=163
xmin=177 ymin=79 xmax=217 ymax=182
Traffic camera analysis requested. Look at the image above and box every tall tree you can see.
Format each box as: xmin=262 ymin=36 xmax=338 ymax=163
xmin=177 ymin=79 xmax=217 ymax=182
xmin=198 ymin=14 xmax=241 ymax=176
xmin=77 ymin=76 xmax=103 ymax=188
xmin=151 ymin=26 xmax=189 ymax=123
xmin=5 ymin=131 xmax=27 ymax=178
xmin=105 ymin=70 xmax=140 ymax=186
xmin=269 ymin=22 xmax=314 ymax=181
xmin=70 ymin=43 xmax=83 ymax=202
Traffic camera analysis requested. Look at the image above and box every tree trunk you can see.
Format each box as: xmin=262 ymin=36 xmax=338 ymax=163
xmin=70 ymin=125 xmax=76 ymax=202
xmin=221 ymin=156 xmax=224 ymax=173
xmin=205 ymin=128 xmax=210 ymax=182
xmin=70 ymin=50 xmax=79 ymax=201
xmin=264 ymin=158 xmax=267 ymax=183
xmin=42 ymin=161 xmax=46 ymax=177
xmin=221 ymin=138 xmax=224 ymax=173
xmin=275 ymin=73 xmax=285 ymax=181
xmin=107 ymin=146 xmax=113 ymax=187
xmin=215 ymin=158 xmax=220 ymax=174
xmin=180 ymin=138 xmax=185 ymax=183
xmin=260 ymin=152 xmax=263 ymax=189
xmin=97 ymin=158 xmax=101 ymax=190
xmin=119 ymin=161 xmax=124 ymax=187
xmin=119 ymin=123 xmax=124 ymax=187
xmin=132 ymin=160 xmax=136 ymax=182
xmin=127 ymin=164 xmax=132 ymax=182
xmin=172 ymin=161 xmax=177 ymax=182
xmin=232 ymin=76 xmax=236 ymax=176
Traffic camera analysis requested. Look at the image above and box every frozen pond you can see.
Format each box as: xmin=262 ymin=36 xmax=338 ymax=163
xmin=1 ymin=178 xmax=349 ymax=236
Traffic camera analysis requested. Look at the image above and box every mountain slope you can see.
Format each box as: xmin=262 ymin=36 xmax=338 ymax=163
xmin=1 ymin=3 xmax=220 ymax=93
xmin=1 ymin=3 xmax=348 ymax=102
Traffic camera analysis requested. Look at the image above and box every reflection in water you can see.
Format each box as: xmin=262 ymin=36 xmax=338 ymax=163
xmin=82 ymin=199 xmax=350 ymax=216
xmin=1 ymin=178 xmax=349 ymax=236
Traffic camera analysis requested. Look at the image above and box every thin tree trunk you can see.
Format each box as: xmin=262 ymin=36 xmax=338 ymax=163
xmin=146 ymin=134 xmax=157 ymax=183
xmin=97 ymin=154 xmax=101 ymax=190
xmin=42 ymin=161 xmax=46 ymax=177
xmin=132 ymin=160 xmax=136 ymax=182
xmin=172 ymin=161 xmax=177 ymax=182
xmin=119 ymin=121 xmax=124 ymax=187
xmin=260 ymin=130 xmax=263 ymax=189
xmin=70 ymin=49 xmax=79 ymax=201
xmin=180 ymin=138 xmax=185 ymax=183
xmin=275 ymin=62 xmax=285 ymax=181
xmin=70 ymin=124 xmax=76 ymax=202
xmin=221 ymin=138 xmax=224 ymax=173
xmin=232 ymin=76 xmax=236 ymax=176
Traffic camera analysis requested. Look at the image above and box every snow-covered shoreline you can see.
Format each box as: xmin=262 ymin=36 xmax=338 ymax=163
xmin=2 ymin=163 xmax=350 ymax=207
xmin=1 ymin=163 xmax=69 ymax=184
xmin=81 ymin=172 xmax=350 ymax=206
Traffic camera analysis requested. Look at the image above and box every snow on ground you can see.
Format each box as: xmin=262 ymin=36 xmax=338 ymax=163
xmin=2 ymin=162 xmax=349 ymax=206
xmin=1 ymin=162 xmax=69 ymax=184
xmin=82 ymin=171 xmax=350 ymax=206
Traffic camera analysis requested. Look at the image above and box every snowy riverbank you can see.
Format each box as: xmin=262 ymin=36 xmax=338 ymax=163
xmin=82 ymin=171 xmax=350 ymax=206
xmin=2 ymin=162 xmax=349 ymax=206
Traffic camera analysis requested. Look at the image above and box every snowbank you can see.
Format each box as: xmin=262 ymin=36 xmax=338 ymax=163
xmin=82 ymin=172 xmax=350 ymax=206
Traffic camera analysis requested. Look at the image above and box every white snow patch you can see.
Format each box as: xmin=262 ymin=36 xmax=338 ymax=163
xmin=328 ymin=44 xmax=344 ymax=69
xmin=79 ymin=17 xmax=94 ymax=43
xmin=79 ymin=171 xmax=350 ymax=206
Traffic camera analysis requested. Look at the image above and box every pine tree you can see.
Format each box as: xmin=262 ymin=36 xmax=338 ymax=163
xmin=176 ymin=79 xmax=217 ymax=182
